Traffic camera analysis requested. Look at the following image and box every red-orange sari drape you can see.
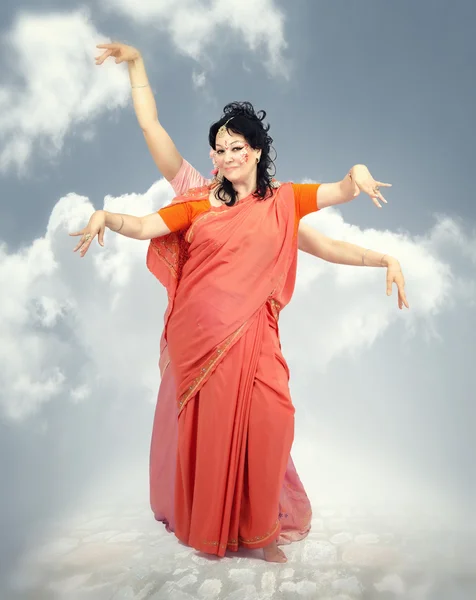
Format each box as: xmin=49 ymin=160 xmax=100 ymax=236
xmin=148 ymin=183 xmax=312 ymax=556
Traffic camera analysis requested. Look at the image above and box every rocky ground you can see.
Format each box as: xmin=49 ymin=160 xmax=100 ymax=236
xmin=5 ymin=503 xmax=476 ymax=600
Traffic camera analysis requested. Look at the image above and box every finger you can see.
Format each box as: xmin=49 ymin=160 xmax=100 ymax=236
xmin=396 ymin=282 xmax=409 ymax=308
xmin=371 ymin=194 xmax=382 ymax=209
xmin=98 ymin=226 xmax=105 ymax=246
xmin=386 ymin=277 xmax=392 ymax=296
xmin=69 ymin=230 xmax=85 ymax=237
xmin=401 ymin=290 xmax=410 ymax=309
xmin=73 ymin=239 xmax=85 ymax=252
xmin=376 ymin=182 xmax=392 ymax=188
xmin=95 ymin=49 xmax=112 ymax=64
xmin=80 ymin=238 xmax=94 ymax=257
xmin=376 ymin=191 xmax=388 ymax=204
xmin=96 ymin=43 xmax=117 ymax=49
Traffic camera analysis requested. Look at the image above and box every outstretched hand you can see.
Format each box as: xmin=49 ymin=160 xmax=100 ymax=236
xmin=350 ymin=165 xmax=392 ymax=209
xmin=386 ymin=262 xmax=409 ymax=309
xmin=95 ymin=42 xmax=141 ymax=65
xmin=69 ymin=211 xmax=106 ymax=258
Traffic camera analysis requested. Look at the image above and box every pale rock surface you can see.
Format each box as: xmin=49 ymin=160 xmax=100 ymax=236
xmin=5 ymin=503 xmax=475 ymax=600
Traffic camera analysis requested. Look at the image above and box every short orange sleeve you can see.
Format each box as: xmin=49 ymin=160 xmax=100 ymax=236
xmin=291 ymin=183 xmax=320 ymax=237
xmin=292 ymin=183 xmax=320 ymax=220
xmin=158 ymin=199 xmax=210 ymax=232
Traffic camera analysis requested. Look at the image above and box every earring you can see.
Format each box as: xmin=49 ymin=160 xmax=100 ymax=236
xmin=256 ymin=156 xmax=260 ymax=163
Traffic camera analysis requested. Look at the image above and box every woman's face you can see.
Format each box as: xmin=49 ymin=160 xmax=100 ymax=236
xmin=212 ymin=131 xmax=261 ymax=184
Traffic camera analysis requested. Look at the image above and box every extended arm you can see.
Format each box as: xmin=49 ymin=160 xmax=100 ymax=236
xmin=317 ymin=165 xmax=390 ymax=209
xmin=298 ymin=222 xmax=409 ymax=309
xmin=70 ymin=210 xmax=173 ymax=256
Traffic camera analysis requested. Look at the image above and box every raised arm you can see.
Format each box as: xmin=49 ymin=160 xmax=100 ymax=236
xmin=128 ymin=55 xmax=184 ymax=181
xmin=96 ymin=43 xmax=185 ymax=181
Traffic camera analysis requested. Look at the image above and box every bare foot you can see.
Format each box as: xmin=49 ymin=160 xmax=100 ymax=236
xmin=263 ymin=540 xmax=287 ymax=563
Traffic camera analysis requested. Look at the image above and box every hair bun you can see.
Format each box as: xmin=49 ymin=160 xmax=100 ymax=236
xmin=222 ymin=101 xmax=268 ymax=128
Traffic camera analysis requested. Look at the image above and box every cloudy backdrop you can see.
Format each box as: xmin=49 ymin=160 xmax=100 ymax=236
xmin=1 ymin=0 xmax=475 ymax=592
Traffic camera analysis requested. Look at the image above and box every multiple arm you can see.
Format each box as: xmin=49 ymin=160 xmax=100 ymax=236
xmin=298 ymin=222 xmax=397 ymax=268
xmin=84 ymin=45 xmax=407 ymax=306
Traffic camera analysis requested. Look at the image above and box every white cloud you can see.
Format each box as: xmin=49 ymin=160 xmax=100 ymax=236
xmin=192 ymin=70 xmax=207 ymax=90
xmin=0 ymin=178 xmax=173 ymax=421
xmin=294 ymin=208 xmax=455 ymax=368
xmin=0 ymin=1 xmax=288 ymax=176
xmin=0 ymin=179 xmax=473 ymax=424
xmin=0 ymin=8 xmax=130 ymax=176
xmin=103 ymin=0 xmax=289 ymax=77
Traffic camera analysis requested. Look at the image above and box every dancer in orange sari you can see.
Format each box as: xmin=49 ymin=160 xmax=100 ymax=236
xmin=77 ymin=44 xmax=409 ymax=565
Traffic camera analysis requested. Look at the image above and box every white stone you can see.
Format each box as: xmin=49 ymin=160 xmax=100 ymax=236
xmin=374 ymin=573 xmax=406 ymax=595
xmin=65 ymin=582 xmax=117 ymax=600
xmin=47 ymin=573 xmax=92 ymax=593
xmin=226 ymin=584 xmax=259 ymax=600
xmin=176 ymin=573 xmax=198 ymax=588
xmin=279 ymin=581 xmax=297 ymax=593
xmin=108 ymin=531 xmax=144 ymax=543
xmin=197 ymin=578 xmax=222 ymax=598
xmin=190 ymin=553 xmax=213 ymax=566
xmin=355 ymin=533 xmax=379 ymax=545
xmin=280 ymin=567 xmax=295 ymax=579
xmin=82 ymin=530 xmax=121 ymax=543
xmin=228 ymin=568 xmax=255 ymax=584
xmin=150 ymin=584 xmax=196 ymax=600
xmin=296 ymin=580 xmax=318 ymax=596
xmin=302 ymin=540 xmax=337 ymax=564
xmin=260 ymin=571 xmax=276 ymax=596
xmin=330 ymin=532 xmax=353 ymax=545
xmin=112 ymin=586 xmax=135 ymax=599
xmin=332 ymin=576 xmax=362 ymax=596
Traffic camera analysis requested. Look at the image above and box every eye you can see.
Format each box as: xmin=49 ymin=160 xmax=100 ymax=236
xmin=233 ymin=147 xmax=243 ymax=151
xmin=216 ymin=149 xmax=224 ymax=154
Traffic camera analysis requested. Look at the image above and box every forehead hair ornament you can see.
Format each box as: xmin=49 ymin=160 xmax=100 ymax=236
xmin=217 ymin=117 xmax=234 ymax=138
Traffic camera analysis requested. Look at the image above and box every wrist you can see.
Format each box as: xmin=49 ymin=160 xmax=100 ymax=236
xmin=103 ymin=211 xmax=114 ymax=229
xmin=383 ymin=255 xmax=399 ymax=269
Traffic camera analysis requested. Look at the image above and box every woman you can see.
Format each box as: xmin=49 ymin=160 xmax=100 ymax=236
xmin=71 ymin=44 xmax=408 ymax=564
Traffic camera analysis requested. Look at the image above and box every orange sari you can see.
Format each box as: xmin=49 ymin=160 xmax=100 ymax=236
xmin=148 ymin=182 xmax=312 ymax=556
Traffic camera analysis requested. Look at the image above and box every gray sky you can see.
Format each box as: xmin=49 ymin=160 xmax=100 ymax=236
xmin=1 ymin=0 xmax=475 ymax=590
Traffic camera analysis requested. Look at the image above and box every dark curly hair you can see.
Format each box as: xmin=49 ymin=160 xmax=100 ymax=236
xmin=208 ymin=101 xmax=277 ymax=206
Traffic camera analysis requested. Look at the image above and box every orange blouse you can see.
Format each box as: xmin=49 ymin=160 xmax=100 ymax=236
xmin=158 ymin=183 xmax=320 ymax=237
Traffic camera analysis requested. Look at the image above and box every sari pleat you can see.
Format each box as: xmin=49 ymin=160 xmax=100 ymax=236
xmin=148 ymin=183 xmax=313 ymax=555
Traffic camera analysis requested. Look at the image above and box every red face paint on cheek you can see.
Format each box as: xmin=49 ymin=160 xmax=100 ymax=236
xmin=239 ymin=144 xmax=250 ymax=164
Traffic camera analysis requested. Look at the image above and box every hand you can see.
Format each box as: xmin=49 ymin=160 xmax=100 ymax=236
xmin=385 ymin=259 xmax=409 ymax=310
xmin=350 ymin=164 xmax=392 ymax=209
xmin=70 ymin=210 xmax=106 ymax=257
xmin=95 ymin=42 xmax=141 ymax=65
